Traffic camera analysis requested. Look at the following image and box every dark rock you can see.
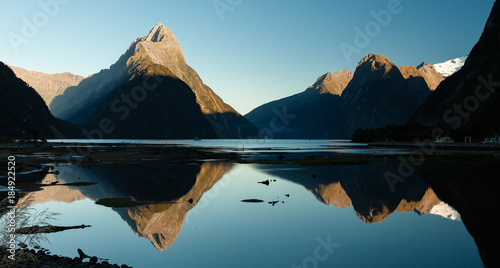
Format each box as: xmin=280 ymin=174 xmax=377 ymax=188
xmin=89 ymin=256 xmax=98 ymax=264
xmin=241 ymin=199 xmax=264 ymax=203
xmin=258 ymin=180 xmax=270 ymax=186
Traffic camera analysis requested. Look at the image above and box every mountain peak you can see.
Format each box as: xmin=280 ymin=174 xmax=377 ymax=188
xmin=358 ymin=53 xmax=394 ymax=67
xmin=145 ymin=23 xmax=175 ymax=43
xmin=309 ymin=70 xmax=353 ymax=95
xmin=416 ymin=61 xmax=429 ymax=69
xmin=122 ymin=22 xmax=187 ymax=76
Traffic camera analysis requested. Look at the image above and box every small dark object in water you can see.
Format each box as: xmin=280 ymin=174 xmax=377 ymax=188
xmin=285 ymin=194 xmax=290 ymax=197
xmin=78 ymin=248 xmax=90 ymax=260
xmin=241 ymin=199 xmax=264 ymax=203
xmin=50 ymin=181 xmax=59 ymax=185
xmin=188 ymin=198 xmax=194 ymax=204
xmin=268 ymin=201 xmax=279 ymax=206
xmin=278 ymin=154 xmax=285 ymax=160
xmin=17 ymin=224 xmax=91 ymax=234
xmin=312 ymin=174 xmax=316 ymax=178
xmin=258 ymin=180 xmax=270 ymax=186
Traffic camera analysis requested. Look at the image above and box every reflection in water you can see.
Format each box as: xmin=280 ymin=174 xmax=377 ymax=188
xmin=18 ymin=174 xmax=89 ymax=204
xmin=29 ymin=162 xmax=461 ymax=246
xmin=115 ymin=163 xmax=232 ymax=251
xmin=24 ymin=160 xmax=494 ymax=267
xmin=28 ymin=163 xmax=232 ymax=252
xmin=420 ymin=161 xmax=500 ymax=268
xmin=257 ymin=162 xmax=459 ymax=224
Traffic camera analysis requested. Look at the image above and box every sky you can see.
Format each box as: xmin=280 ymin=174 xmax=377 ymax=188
xmin=0 ymin=0 xmax=495 ymax=114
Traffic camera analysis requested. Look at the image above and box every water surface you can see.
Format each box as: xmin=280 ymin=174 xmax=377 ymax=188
xmin=20 ymin=154 xmax=486 ymax=268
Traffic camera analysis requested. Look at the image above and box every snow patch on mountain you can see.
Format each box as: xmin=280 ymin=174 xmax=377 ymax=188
xmin=430 ymin=201 xmax=461 ymax=221
xmin=433 ymin=56 xmax=467 ymax=77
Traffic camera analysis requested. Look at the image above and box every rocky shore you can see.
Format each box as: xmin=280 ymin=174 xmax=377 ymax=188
xmin=0 ymin=246 xmax=132 ymax=268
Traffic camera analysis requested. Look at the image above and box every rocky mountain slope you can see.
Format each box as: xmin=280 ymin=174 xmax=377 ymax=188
xmin=414 ymin=62 xmax=445 ymax=90
xmin=412 ymin=1 xmax=500 ymax=138
xmin=336 ymin=53 xmax=430 ymax=138
xmin=51 ymin=23 xmax=256 ymax=138
xmin=245 ymin=70 xmax=353 ymax=138
xmin=0 ymin=62 xmax=78 ymax=139
xmin=247 ymin=53 xmax=440 ymax=139
xmin=8 ymin=65 xmax=84 ymax=107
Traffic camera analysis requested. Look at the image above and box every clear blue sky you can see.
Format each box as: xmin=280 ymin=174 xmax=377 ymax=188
xmin=0 ymin=0 xmax=495 ymax=114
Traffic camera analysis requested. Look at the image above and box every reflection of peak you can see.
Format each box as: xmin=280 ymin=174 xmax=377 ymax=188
xmin=430 ymin=201 xmax=461 ymax=221
xmin=17 ymin=175 xmax=90 ymax=204
xmin=119 ymin=163 xmax=233 ymax=251
xmin=310 ymin=181 xmax=352 ymax=208
xmin=256 ymin=163 xmax=447 ymax=224
xmin=396 ymin=187 xmax=440 ymax=215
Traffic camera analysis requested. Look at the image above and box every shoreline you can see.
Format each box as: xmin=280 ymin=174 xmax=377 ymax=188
xmin=368 ymin=141 xmax=500 ymax=152
xmin=0 ymin=246 xmax=131 ymax=268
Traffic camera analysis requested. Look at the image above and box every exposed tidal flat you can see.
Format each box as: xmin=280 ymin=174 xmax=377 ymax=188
xmin=0 ymin=139 xmax=499 ymax=268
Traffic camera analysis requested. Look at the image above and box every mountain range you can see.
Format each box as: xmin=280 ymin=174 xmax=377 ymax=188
xmin=246 ymin=53 xmax=450 ymax=138
xmin=1 ymin=0 xmax=496 ymax=141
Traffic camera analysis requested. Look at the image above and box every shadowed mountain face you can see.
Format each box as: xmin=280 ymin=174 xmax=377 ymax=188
xmin=51 ymin=23 xmax=257 ymax=138
xmin=8 ymin=65 xmax=85 ymax=107
xmin=245 ymin=70 xmax=353 ymax=139
xmin=336 ymin=54 xmax=429 ymax=138
xmin=256 ymin=161 xmax=500 ymax=267
xmin=256 ymin=163 xmax=445 ymax=224
xmin=27 ymin=162 xmax=233 ymax=252
xmin=412 ymin=1 xmax=500 ymax=138
xmin=117 ymin=163 xmax=232 ymax=251
xmin=420 ymin=161 xmax=500 ymax=268
xmin=0 ymin=62 xmax=78 ymax=139
xmin=84 ymin=64 xmax=218 ymax=139
xmin=246 ymin=54 xmax=442 ymax=139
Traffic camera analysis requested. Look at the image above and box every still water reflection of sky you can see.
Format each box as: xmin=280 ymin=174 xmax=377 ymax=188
xmin=25 ymin=162 xmax=482 ymax=268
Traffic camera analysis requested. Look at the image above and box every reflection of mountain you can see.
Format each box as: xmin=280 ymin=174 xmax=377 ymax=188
xmin=310 ymin=181 xmax=351 ymax=208
xmin=116 ymin=163 xmax=232 ymax=251
xmin=17 ymin=174 xmax=89 ymax=204
xmin=256 ymin=163 xmax=454 ymax=224
xmin=420 ymin=161 xmax=500 ymax=268
xmin=28 ymin=163 xmax=232 ymax=252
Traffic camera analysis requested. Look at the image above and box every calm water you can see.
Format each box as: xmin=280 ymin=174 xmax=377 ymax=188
xmin=46 ymin=139 xmax=408 ymax=155
xmin=7 ymin=140 xmax=493 ymax=267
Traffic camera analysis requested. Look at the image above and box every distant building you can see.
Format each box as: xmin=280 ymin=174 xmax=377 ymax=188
xmin=434 ymin=137 xmax=455 ymax=143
